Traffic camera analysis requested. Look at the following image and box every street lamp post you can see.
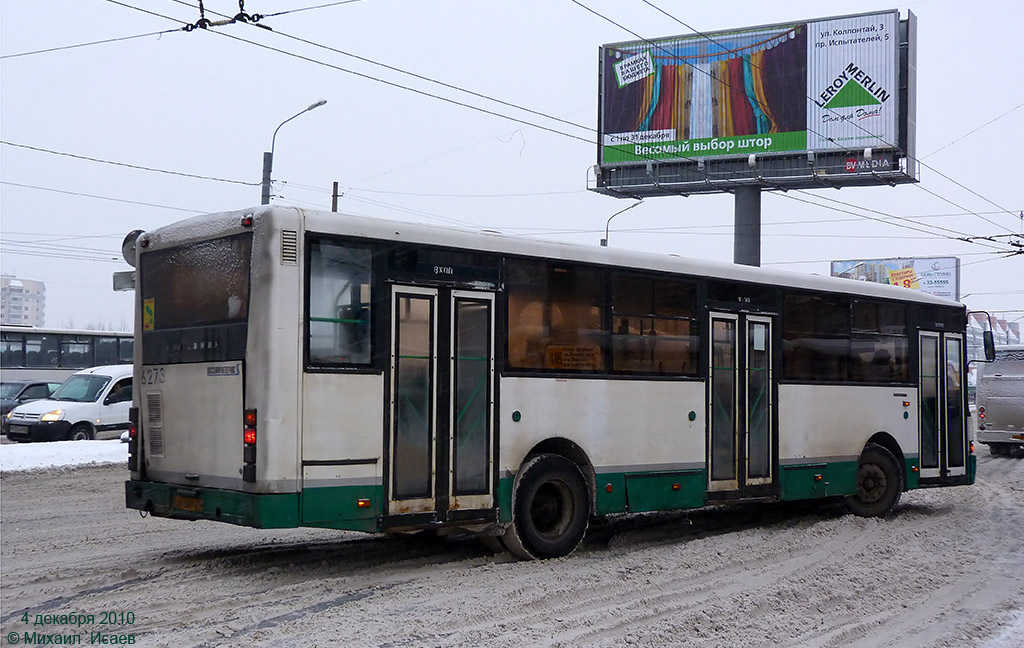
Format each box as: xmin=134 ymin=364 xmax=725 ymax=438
xmin=600 ymin=200 xmax=643 ymax=247
xmin=261 ymin=99 xmax=327 ymax=205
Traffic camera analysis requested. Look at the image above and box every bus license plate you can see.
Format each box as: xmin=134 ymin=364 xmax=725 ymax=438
xmin=173 ymin=495 xmax=203 ymax=513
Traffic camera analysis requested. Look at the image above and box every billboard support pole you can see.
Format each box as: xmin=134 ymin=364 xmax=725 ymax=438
xmin=734 ymin=186 xmax=761 ymax=267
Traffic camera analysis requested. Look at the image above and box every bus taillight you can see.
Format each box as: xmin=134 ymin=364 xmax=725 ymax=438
xmin=243 ymin=408 xmax=257 ymax=482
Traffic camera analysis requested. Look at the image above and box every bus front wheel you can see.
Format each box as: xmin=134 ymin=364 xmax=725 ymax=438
xmin=502 ymin=454 xmax=589 ymax=560
xmin=847 ymin=442 xmax=903 ymax=517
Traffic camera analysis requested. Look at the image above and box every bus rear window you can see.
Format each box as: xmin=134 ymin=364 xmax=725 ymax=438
xmin=140 ymin=234 xmax=253 ymax=330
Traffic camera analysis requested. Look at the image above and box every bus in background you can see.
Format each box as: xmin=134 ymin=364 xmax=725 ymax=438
xmin=0 ymin=325 xmax=133 ymax=382
xmin=976 ymin=345 xmax=1024 ymax=456
xmin=124 ymin=207 xmax=974 ymax=560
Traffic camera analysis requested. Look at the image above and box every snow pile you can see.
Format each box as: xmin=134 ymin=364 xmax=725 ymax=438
xmin=0 ymin=439 xmax=127 ymax=472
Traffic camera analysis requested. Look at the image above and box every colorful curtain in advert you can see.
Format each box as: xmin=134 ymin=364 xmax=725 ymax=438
xmin=603 ymin=25 xmax=807 ymax=140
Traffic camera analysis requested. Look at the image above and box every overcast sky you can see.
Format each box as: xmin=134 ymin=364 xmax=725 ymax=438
xmin=1 ymin=0 xmax=1021 ymax=331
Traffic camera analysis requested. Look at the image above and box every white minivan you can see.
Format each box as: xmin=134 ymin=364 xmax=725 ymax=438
xmin=3 ymin=365 xmax=133 ymax=442
xmin=977 ymin=345 xmax=1024 ymax=455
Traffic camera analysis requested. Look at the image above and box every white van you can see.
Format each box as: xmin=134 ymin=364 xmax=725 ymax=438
xmin=976 ymin=345 xmax=1024 ymax=455
xmin=3 ymin=365 xmax=133 ymax=442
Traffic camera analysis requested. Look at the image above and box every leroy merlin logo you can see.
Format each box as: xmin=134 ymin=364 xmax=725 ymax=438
xmin=816 ymin=62 xmax=890 ymax=109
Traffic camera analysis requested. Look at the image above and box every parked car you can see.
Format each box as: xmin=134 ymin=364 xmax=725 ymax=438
xmin=3 ymin=365 xmax=133 ymax=442
xmin=976 ymin=345 xmax=1024 ymax=456
xmin=1 ymin=380 xmax=62 ymax=420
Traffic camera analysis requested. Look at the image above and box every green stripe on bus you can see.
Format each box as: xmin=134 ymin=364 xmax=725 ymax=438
xmin=310 ymin=316 xmax=365 ymax=324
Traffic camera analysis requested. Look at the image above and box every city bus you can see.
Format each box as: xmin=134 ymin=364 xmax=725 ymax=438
xmin=0 ymin=325 xmax=133 ymax=382
xmin=124 ymin=206 xmax=974 ymax=559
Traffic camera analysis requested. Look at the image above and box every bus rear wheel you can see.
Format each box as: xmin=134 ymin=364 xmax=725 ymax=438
xmin=847 ymin=442 xmax=903 ymax=517
xmin=502 ymin=454 xmax=589 ymax=560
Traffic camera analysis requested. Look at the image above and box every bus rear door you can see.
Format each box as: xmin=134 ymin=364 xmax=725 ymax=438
xmin=707 ymin=312 xmax=776 ymax=497
xmin=919 ymin=331 xmax=967 ymax=479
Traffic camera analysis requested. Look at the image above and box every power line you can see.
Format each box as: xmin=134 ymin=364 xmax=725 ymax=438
xmin=775 ymin=191 xmax=1011 ymax=253
xmin=0 ymin=248 xmax=124 ymax=263
xmin=763 ymin=250 xmax=1010 ymax=266
xmin=0 ymin=29 xmax=182 ymax=59
xmin=921 ymin=102 xmax=1024 ymax=159
xmin=283 ymin=181 xmax=588 ymax=198
xmin=261 ymin=1 xmax=367 ymax=18
xmin=0 ymin=181 xmax=203 ymax=213
xmin=1 ymin=141 xmax=258 ymax=186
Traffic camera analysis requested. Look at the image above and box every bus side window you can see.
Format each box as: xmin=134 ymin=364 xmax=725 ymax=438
xmin=308 ymin=240 xmax=373 ymax=366
xmin=611 ymin=274 xmax=697 ymax=375
xmin=506 ymin=260 xmax=605 ymax=372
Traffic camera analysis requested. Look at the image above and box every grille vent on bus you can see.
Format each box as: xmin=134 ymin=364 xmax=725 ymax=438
xmin=146 ymin=392 xmax=164 ymax=457
xmin=281 ymin=229 xmax=298 ymax=265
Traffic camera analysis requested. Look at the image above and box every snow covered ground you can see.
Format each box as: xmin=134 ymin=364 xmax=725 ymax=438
xmin=1 ymin=446 xmax=1020 ymax=646
xmin=0 ymin=438 xmax=126 ymax=472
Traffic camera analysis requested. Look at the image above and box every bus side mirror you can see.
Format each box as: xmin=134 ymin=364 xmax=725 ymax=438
xmin=983 ymin=331 xmax=996 ymax=362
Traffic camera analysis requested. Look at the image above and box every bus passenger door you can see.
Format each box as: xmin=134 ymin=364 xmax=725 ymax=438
xmin=919 ymin=332 xmax=966 ymax=479
xmin=446 ymin=291 xmax=495 ymax=512
xmin=388 ymin=287 xmax=438 ymax=515
xmin=387 ymin=286 xmax=495 ymax=518
xmin=708 ymin=312 xmax=775 ymax=495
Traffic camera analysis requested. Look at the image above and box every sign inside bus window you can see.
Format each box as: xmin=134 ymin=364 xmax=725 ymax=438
xmin=546 ymin=345 xmax=602 ymax=371
xmin=143 ymin=298 xmax=155 ymax=331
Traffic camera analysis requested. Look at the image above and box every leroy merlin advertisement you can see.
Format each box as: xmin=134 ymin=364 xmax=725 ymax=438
xmin=829 ymin=257 xmax=961 ymax=300
xmin=600 ymin=9 xmax=900 ymax=164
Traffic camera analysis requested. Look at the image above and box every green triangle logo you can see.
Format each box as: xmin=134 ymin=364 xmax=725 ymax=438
xmin=825 ymin=79 xmax=882 ymax=109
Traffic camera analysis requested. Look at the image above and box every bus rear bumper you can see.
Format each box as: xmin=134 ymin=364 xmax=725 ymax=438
xmin=125 ymin=479 xmax=299 ymax=529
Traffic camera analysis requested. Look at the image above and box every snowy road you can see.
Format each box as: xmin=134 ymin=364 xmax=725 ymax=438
xmin=1 ymin=452 xmax=1021 ymax=647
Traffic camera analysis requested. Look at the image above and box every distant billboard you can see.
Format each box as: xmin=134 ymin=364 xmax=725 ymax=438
xmin=593 ymin=9 xmax=917 ymax=196
xmin=830 ymin=256 xmax=960 ymax=300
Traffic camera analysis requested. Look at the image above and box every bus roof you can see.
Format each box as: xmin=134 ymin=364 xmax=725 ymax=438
xmin=142 ymin=205 xmax=964 ymax=310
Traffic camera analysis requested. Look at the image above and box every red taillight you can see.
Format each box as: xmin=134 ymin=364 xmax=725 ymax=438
xmin=978 ymin=406 xmax=986 ymax=420
xmin=244 ymin=408 xmax=257 ymax=445
xmin=242 ymin=408 xmax=257 ymax=483
xmin=129 ymin=424 xmax=137 ymax=440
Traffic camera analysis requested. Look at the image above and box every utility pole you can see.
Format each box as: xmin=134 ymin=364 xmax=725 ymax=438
xmin=332 ymin=182 xmax=339 ymax=212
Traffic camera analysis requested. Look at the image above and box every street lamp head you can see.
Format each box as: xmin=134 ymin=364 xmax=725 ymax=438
xmin=307 ymin=99 xmax=327 ymax=111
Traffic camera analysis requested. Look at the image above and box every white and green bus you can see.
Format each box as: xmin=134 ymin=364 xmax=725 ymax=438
xmin=125 ymin=206 xmax=974 ymax=559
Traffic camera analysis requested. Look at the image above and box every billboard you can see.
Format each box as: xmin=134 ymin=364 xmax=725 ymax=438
xmin=830 ymin=256 xmax=960 ymax=300
xmin=593 ymin=9 xmax=917 ymax=196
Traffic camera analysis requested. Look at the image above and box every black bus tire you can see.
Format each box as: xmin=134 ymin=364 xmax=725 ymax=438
xmin=502 ymin=454 xmax=589 ymax=560
xmin=847 ymin=442 xmax=903 ymax=517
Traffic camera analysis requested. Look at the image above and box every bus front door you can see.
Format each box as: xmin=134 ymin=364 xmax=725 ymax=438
xmin=919 ymin=332 xmax=966 ymax=479
xmin=387 ymin=286 xmax=496 ymax=519
xmin=708 ymin=312 xmax=776 ymax=497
